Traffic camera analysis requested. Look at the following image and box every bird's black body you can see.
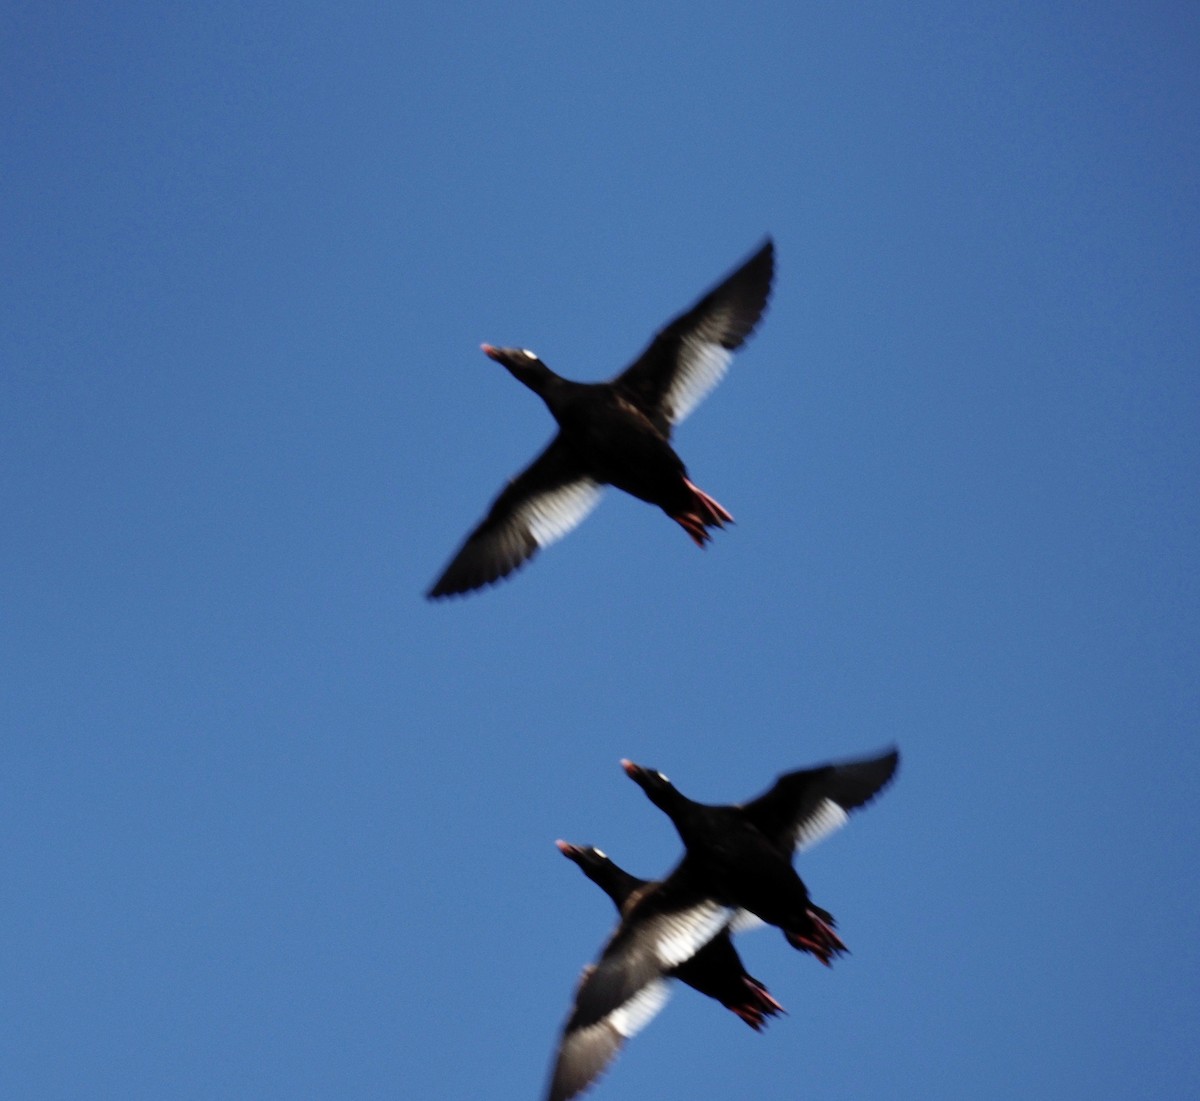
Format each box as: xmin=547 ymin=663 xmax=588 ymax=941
xmin=557 ymin=841 xmax=783 ymax=1030
xmin=541 ymin=749 xmax=898 ymax=1101
xmin=426 ymin=239 xmax=774 ymax=598
xmin=622 ymin=749 xmax=900 ymax=964
xmin=558 ymin=390 xmax=689 ymax=510
xmin=507 ymin=370 xmax=692 ymax=511
xmin=545 ymin=845 xmax=774 ymax=1101
xmin=668 ymin=806 xmax=819 ymax=937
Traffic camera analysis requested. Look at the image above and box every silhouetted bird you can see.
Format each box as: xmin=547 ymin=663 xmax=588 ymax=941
xmin=557 ymin=840 xmax=783 ymax=1028
xmin=544 ymin=846 xmax=763 ymax=1101
xmin=621 ymin=748 xmax=899 ymax=965
xmin=543 ymin=749 xmax=897 ymax=1101
xmin=427 ymin=240 xmax=774 ymax=598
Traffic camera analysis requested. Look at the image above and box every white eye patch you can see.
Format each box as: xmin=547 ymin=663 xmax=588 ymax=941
xmin=521 ymin=348 xmax=538 ymax=359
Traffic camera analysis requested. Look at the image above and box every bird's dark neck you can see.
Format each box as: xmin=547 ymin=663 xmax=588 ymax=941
xmin=511 ymin=363 xmax=591 ymax=424
xmin=651 ymin=788 xmax=708 ymax=844
xmin=506 ymin=358 xmax=562 ymax=399
xmin=586 ymin=863 xmax=645 ymax=911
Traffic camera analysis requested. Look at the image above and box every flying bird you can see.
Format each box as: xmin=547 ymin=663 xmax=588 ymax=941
xmin=556 ymin=840 xmax=784 ymax=1028
xmin=544 ymin=847 xmax=766 ymax=1101
xmin=621 ymin=748 xmax=900 ymax=965
xmin=543 ymin=749 xmax=897 ymax=1101
xmin=426 ymin=239 xmax=774 ymax=598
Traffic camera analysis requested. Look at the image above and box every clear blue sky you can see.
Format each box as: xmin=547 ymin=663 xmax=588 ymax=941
xmin=4 ymin=4 xmax=1198 ymax=1099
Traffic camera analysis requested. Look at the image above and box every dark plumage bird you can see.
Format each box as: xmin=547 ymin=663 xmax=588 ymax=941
xmin=556 ymin=840 xmax=784 ymax=1029
xmin=621 ymin=748 xmax=900 ymax=966
xmin=543 ymin=848 xmax=764 ymax=1101
xmin=426 ymin=239 xmax=774 ymax=598
xmin=543 ymin=750 xmax=897 ymax=1101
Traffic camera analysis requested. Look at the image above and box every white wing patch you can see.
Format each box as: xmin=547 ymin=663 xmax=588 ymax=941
xmin=665 ymin=335 xmax=734 ymax=425
xmin=609 ymin=979 xmax=671 ymax=1039
xmin=728 ymin=909 xmax=766 ymax=935
xmin=652 ymin=900 xmax=734 ymax=969
xmin=519 ymin=479 xmax=604 ymax=547
xmin=794 ymin=798 xmax=850 ymax=852
xmin=553 ymin=981 xmax=672 ymax=1100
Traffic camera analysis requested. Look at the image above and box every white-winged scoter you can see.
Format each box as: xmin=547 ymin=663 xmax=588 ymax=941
xmin=426 ymin=239 xmax=774 ymax=599
xmin=542 ymin=750 xmax=896 ymax=1101
xmin=556 ymin=840 xmax=783 ymax=1029
xmin=621 ymin=748 xmax=899 ymax=966
xmin=545 ymin=843 xmax=768 ymax=1101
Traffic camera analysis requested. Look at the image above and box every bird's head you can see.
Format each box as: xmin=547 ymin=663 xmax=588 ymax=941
xmin=556 ymin=840 xmax=643 ymax=909
xmin=620 ymin=759 xmax=678 ymax=809
xmin=555 ymin=839 xmax=608 ymax=871
xmin=480 ymin=343 xmax=554 ymax=388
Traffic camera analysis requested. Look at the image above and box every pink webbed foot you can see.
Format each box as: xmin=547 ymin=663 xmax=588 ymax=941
xmin=786 ymin=909 xmax=850 ymax=967
xmin=672 ymin=480 xmax=733 ymax=547
xmin=684 ymin=478 xmax=734 ymax=527
xmin=674 ymin=512 xmax=713 ymax=547
xmin=729 ymin=978 xmax=786 ymax=1031
xmin=731 ymin=1004 xmax=767 ymax=1031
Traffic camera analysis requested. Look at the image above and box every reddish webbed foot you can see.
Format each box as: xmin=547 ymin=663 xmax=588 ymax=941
xmin=674 ymin=512 xmax=714 ymax=547
xmin=729 ymin=976 xmax=786 ymax=1030
xmin=672 ymin=480 xmax=733 ymax=546
xmin=785 ymin=908 xmax=850 ymax=967
xmin=684 ymin=478 xmax=734 ymax=527
xmin=731 ymin=1004 xmax=767 ymax=1031
xmin=746 ymin=977 xmax=786 ymax=1017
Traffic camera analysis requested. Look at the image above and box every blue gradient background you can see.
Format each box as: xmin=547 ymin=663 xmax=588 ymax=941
xmin=4 ymin=4 xmax=1197 ymax=1099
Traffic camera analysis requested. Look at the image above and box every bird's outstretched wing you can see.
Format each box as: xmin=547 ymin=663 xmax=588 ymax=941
xmin=615 ymin=239 xmax=774 ymax=434
xmin=545 ymin=876 xmax=733 ymax=1101
xmin=738 ymin=747 xmax=900 ymax=854
xmin=426 ymin=437 xmax=602 ymax=598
